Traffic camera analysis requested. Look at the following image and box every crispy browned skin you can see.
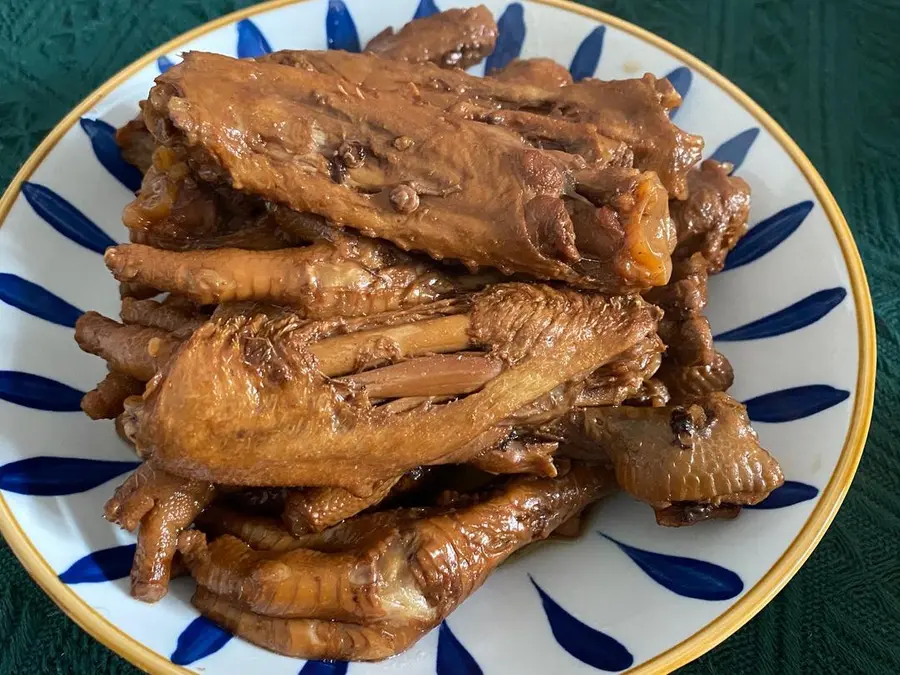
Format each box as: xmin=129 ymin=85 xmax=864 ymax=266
xmin=105 ymin=463 xmax=215 ymax=601
xmin=181 ymin=463 xmax=614 ymax=660
xmin=116 ymin=116 xmax=155 ymax=173
xmin=75 ymin=312 xmax=180 ymax=381
xmin=81 ymin=370 xmax=145 ymax=420
xmin=670 ymin=160 xmax=751 ymax=271
xmin=490 ymin=58 xmax=573 ymax=88
xmin=105 ymin=241 xmax=471 ymax=319
xmin=136 ymin=285 xmax=659 ymax=490
xmin=120 ymin=296 xmax=205 ymax=339
xmin=145 ymin=52 xmax=675 ymax=291
xmin=365 ymin=5 xmax=497 ymax=69
xmin=262 ymin=49 xmax=701 ymax=197
xmin=568 ymin=392 xmax=783 ymax=517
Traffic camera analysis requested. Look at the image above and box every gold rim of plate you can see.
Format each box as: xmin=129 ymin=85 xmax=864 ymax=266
xmin=0 ymin=0 xmax=877 ymax=672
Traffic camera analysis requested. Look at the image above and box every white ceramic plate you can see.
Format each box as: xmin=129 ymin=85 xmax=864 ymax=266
xmin=0 ymin=1 xmax=875 ymax=673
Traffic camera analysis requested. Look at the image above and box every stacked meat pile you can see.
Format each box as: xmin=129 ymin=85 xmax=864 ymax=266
xmin=75 ymin=6 xmax=784 ymax=661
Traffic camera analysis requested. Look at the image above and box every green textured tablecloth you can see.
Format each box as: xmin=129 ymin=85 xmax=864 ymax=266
xmin=0 ymin=0 xmax=896 ymax=672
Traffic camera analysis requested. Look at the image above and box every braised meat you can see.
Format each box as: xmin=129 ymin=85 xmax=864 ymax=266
xmin=561 ymin=392 xmax=783 ymax=524
xmin=262 ymin=49 xmax=701 ymax=197
xmin=490 ymin=58 xmax=573 ymax=88
xmin=365 ymin=5 xmax=498 ymax=69
xmin=104 ymin=241 xmax=479 ymax=319
xmin=73 ymin=5 xmax=782 ymax=659
xmin=179 ymin=462 xmax=614 ymax=660
xmin=80 ymin=369 xmax=144 ymax=420
xmin=105 ymin=463 xmax=216 ymax=601
xmin=116 ymin=115 xmax=155 ymax=174
xmin=133 ymin=285 xmax=659 ymax=489
xmin=670 ymin=159 xmax=751 ymax=272
xmin=145 ymin=52 xmax=676 ymax=290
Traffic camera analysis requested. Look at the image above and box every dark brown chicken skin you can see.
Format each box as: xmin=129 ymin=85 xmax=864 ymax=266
xmin=560 ymin=392 xmax=783 ymax=522
xmin=179 ymin=462 xmax=615 ymax=660
xmin=490 ymin=58 xmax=573 ymax=88
xmin=134 ymin=285 xmax=660 ymax=491
xmin=146 ymin=52 xmax=676 ymax=291
xmin=365 ymin=5 xmax=498 ymax=69
xmin=670 ymin=159 xmax=751 ymax=272
xmin=261 ymin=49 xmax=701 ymax=197
xmin=105 ymin=463 xmax=216 ymax=601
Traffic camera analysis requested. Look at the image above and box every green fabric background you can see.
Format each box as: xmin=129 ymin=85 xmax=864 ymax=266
xmin=0 ymin=0 xmax=897 ymax=672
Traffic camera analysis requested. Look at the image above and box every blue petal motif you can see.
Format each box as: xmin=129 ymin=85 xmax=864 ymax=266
xmin=59 ymin=544 xmax=136 ymax=584
xmin=529 ymin=577 xmax=633 ymax=672
xmin=484 ymin=3 xmax=525 ymax=74
xmin=0 ymin=457 xmax=139 ymax=495
xmin=171 ymin=616 xmax=233 ymax=666
xmin=709 ymin=128 xmax=760 ymax=173
xmin=715 ymin=287 xmax=846 ymax=342
xmin=0 ymin=274 xmax=83 ymax=328
xmin=237 ymin=18 xmax=272 ymax=58
xmin=600 ymin=533 xmax=743 ymax=601
xmin=157 ymin=55 xmax=175 ymax=73
xmin=79 ymin=118 xmax=142 ymax=193
xmin=326 ymin=0 xmax=361 ymax=52
xmin=21 ymin=182 xmax=116 ymax=254
xmin=665 ymin=66 xmax=692 ymax=119
xmin=569 ymin=26 xmax=605 ymax=81
xmin=746 ymin=481 xmax=819 ymax=509
xmin=0 ymin=372 xmax=84 ymax=412
xmin=437 ymin=622 xmax=482 ymax=675
xmin=299 ymin=660 xmax=348 ymax=675
xmin=744 ymin=385 xmax=850 ymax=423
xmin=414 ymin=0 xmax=440 ymax=19
xmin=723 ymin=201 xmax=814 ymax=271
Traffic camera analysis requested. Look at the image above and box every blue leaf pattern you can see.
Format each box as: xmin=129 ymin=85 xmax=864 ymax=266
xmin=414 ymin=0 xmax=440 ymax=19
xmin=600 ymin=533 xmax=743 ymax=601
xmin=744 ymin=385 xmax=850 ymax=423
xmin=529 ymin=577 xmax=633 ymax=671
xmin=0 ymin=274 xmax=83 ymax=327
xmin=59 ymin=544 xmax=136 ymax=584
xmin=326 ymin=0 xmax=361 ymax=52
xmin=569 ymin=26 xmax=605 ymax=81
xmin=715 ymin=287 xmax=847 ymax=341
xmin=299 ymin=659 xmax=348 ymax=674
xmin=0 ymin=457 xmax=139 ymax=495
xmin=171 ymin=616 xmax=233 ymax=666
xmin=709 ymin=128 xmax=760 ymax=173
xmin=665 ymin=66 xmax=692 ymax=119
xmin=0 ymin=371 xmax=84 ymax=412
xmin=237 ymin=19 xmax=272 ymax=58
xmin=484 ymin=3 xmax=525 ymax=74
xmin=724 ymin=201 xmax=814 ymax=270
xmin=437 ymin=622 xmax=482 ymax=675
xmin=746 ymin=481 xmax=820 ymax=509
xmin=79 ymin=118 xmax=142 ymax=193
xmin=157 ymin=55 xmax=175 ymax=72
xmin=21 ymin=182 xmax=116 ymax=254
